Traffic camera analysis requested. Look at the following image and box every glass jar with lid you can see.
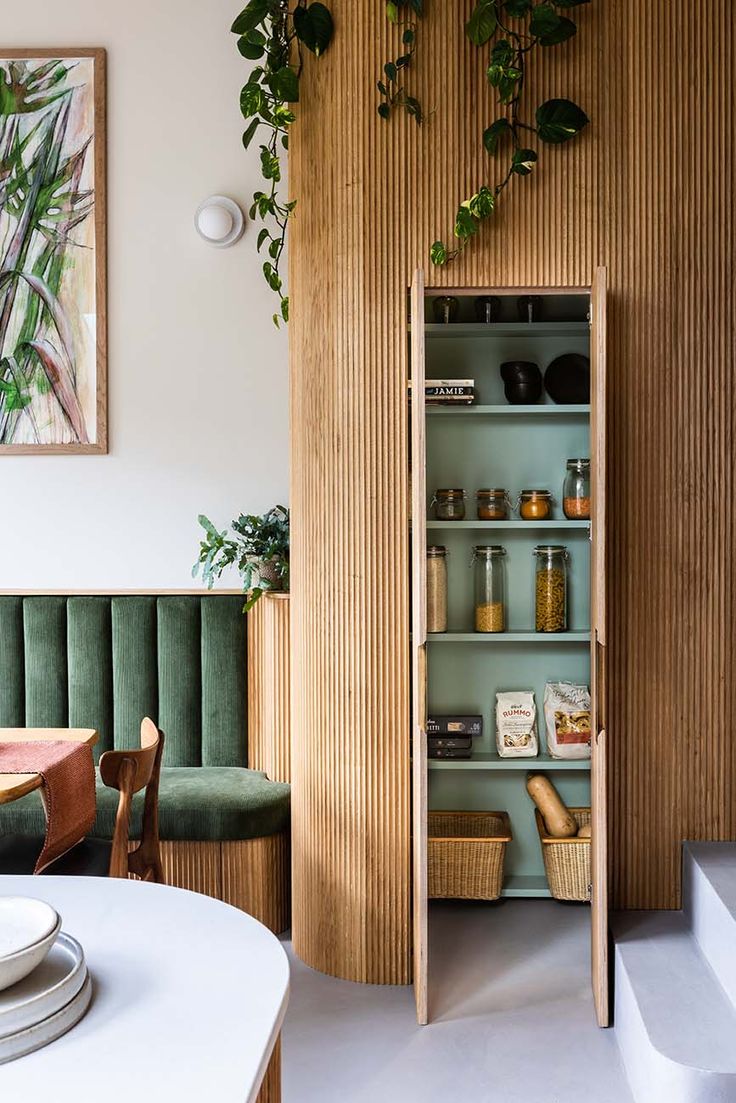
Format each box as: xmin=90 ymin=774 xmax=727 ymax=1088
xmin=517 ymin=489 xmax=553 ymax=521
xmin=432 ymin=488 xmax=466 ymax=521
xmin=562 ymin=459 xmax=591 ymax=519
xmin=533 ymin=545 xmax=569 ymax=632
xmin=476 ymin=488 xmax=511 ymax=521
xmin=427 ymin=546 xmax=448 ymax=632
xmin=472 ymin=545 xmax=506 ymax=633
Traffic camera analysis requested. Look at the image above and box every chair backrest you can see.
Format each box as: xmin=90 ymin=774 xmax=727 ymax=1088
xmin=0 ymin=595 xmax=247 ymax=767
xmin=104 ymin=717 xmax=164 ymax=880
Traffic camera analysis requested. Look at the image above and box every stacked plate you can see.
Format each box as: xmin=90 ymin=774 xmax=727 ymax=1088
xmin=0 ymin=897 xmax=91 ymax=1063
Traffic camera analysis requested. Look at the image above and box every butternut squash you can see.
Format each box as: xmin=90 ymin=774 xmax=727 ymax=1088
xmin=526 ymin=774 xmax=578 ymax=837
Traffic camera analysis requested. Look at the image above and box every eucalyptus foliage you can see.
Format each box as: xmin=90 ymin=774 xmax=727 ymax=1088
xmin=193 ymin=505 xmax=290 ymax=611
xmin=377 ymin=0 xmax=424 ymax=123
xmin=431 ymin=0 xmax=589 ymax=266
xmin=232 ymin=1 xmax=334 ymax=326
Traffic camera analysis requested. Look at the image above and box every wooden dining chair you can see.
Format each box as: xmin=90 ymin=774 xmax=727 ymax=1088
xmin=0 ymin=718 xmax=165 ymax=881
xmin=45 ymin=718 xmax=165 ymax=881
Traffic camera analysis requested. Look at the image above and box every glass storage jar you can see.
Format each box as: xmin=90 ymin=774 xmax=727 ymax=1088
xmin=427 ymin=546 xmax=448 ymax=632
xmin=472 ymin=545 xmax=506 ymax=633
xmin=534 ymin=545 xmax=569 ymax=632
xmin=432 ymin=488 xmax=466 ymax=521
xmin=518 ymin=489 xmax=553 ymax=520
xmin=476 ymin=488 xmax=511 ymax=521
xmin=562 ymin=458 xmax=591 ymax=519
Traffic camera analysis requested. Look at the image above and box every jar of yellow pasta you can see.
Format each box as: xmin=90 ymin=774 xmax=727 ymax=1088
xmin=533 ymin=545 xmax=568 ymax=632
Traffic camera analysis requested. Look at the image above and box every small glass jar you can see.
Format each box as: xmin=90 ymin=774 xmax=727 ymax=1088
xmin=427 ymin=546 xmax=448 ymax=633
xmin=563 ymin=459 xmax=591 ymax=519
xmin=517 ymin=489 xmax=553 ymax=521
xmin=474 ymin=295 xmax=501 ymax=323
xmin=432 ymin=488 xmax=466 ymax=521
xmin=476 ymin=488 xmax=511 ymax=521
xmin=472 ymin=545 xmax=506 ymax=633
xmin=432 ymin=296 xmax=459 ymax=324
xmin=534 ymin=545 xmax=569 ymax=633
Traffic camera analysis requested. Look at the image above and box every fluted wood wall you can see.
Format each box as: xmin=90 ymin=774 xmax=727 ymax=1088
xmin=290 ymin=0 xmax=735 ymax=980
xmin=248 ymin=594 xmax=291 ymax=783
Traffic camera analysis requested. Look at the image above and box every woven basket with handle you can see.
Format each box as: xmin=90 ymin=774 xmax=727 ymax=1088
xmin=535 ymin=807 xmax=591 ymax=901
xmin=428 ymin=810 xmax=512 ymax=900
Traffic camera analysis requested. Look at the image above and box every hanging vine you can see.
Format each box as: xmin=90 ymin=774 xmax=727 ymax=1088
xmin=232 ymin=0 xmax=334 ymax=326
xmin=377 ymin=0 xmax=424 ymax=123
xmin=430 ymin=0 xmax=589 ymax=266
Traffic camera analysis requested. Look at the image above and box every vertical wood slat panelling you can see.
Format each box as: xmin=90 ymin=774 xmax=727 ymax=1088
xmin=290 ymin=0 xmax=735 ymax=982
xmin=247 ymin=595 xmax=291 ymax=783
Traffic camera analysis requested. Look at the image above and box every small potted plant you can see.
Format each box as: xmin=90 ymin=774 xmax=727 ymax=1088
xmin=193 ymin=505 xmax=289 ymax=610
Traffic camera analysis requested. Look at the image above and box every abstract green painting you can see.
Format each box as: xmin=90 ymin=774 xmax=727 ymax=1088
xmin=0 ymin=49 xmax=106 ymax=453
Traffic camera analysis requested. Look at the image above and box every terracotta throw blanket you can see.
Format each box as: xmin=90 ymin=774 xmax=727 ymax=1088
xmin=0 ymin=741 xmax=96 ymax=873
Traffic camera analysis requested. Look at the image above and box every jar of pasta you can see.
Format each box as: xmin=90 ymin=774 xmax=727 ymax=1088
xmin=432 ymin=489 xmax=466 ymax=521
xmin=563 ymin=459 xmax=591 ymax=519
xmin=472 ymin=545 xmax=506 ymax=633
xmin=518 ymin=489 xmax=553 ymax=520
xmin=427 ymin=546 xmax=448 ymax=632
xmin=534 ymin=545 xmax=568 ymax=632
xmin=476 ymin=488 xmax=511 ymax=521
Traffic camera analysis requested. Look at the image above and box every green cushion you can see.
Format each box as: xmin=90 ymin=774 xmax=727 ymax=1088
xmin=0 ymin=767 xmax=290 ymax=843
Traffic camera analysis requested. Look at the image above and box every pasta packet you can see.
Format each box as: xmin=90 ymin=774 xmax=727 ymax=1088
xmin=544 ymin=682 xmax=591 ymax=760
xmin=495 ymin=691 xmax=538 ymax=758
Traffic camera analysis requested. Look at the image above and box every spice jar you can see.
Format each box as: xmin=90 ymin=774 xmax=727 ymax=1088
xmin=534 ymin=545 xmax=569 ymax=632
xmin=472 ymin=546 xmax=506 ymax=633
xmin=563 ymin=459 xmax=591 ymax=519
xmin=517 ymin=489 xmax=553 ymax=520
xmin=427 ymin=546 xmax=448 ymax=633
xmin=432 ymin=489 xmax=466 ymax=521
xmin=476 ymin=488 xmax=511 ymax=521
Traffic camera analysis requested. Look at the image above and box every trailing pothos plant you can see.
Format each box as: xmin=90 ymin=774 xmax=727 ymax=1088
xmin=232 ymin=0 xmax=334 ymax=326
xmin=430 ymin=0 xmax=589 ymax=266
xmin=377 ymin=0 xmax=424 ymax=123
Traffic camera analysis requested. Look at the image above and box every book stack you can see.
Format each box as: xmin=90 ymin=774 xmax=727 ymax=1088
xmin=408 ymin=380 xmax=476 ymax=405
xmin=427 ymin=715 xmax=483 ymax=759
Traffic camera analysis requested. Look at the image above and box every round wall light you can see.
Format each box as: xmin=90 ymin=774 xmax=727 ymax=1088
xmin=194 ymin=195 xmax=245 ymax=248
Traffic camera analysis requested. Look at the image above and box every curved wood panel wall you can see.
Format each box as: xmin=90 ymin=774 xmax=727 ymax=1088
xmin=248 ymin=594 xmax=291 ymax=783
xmin=290 ymin=0 xmax=735 ymax=980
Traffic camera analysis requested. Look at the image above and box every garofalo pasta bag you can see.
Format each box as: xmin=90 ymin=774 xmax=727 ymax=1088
xmin=544 ymin=682 xmax=591 ymax=759
xmin=495 ymin=691 xmax=538 ymax=758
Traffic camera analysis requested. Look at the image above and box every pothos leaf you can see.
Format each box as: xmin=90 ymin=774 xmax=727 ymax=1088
xmin=511 ymin=147 xmax=538 ymax=174
xmin=293 ymin=3 xmax=334 ymax=56
xmin=483 ymin=117 xmax=512 ymax=154
xmin=430 ymin=240 xmax=448 ymax=265
xmin=231 ymin=0 xmax=268 ymax=35
xmin=504 ymin=0 xmax=532 ymax=14
xmin=466 ymin=0 xmax=498 ymax=46
xmin=539 ymin=16 xmax=577 ymax=45
xmin=536 ymin=98 xmax=589 ymax=143
xmin=268 ymin=66 xmax=299 ymax=103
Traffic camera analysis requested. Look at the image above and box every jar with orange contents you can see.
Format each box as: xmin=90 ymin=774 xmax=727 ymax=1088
xmin=517 ymin=489 xmax=553 ymax=521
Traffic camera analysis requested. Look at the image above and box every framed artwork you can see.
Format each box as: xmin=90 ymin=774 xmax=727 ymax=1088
xmin=0 ymin=48 xmax=106 ymax=454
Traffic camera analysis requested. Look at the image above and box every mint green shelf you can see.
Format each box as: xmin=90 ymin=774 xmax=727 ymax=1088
xmin=500 ymin=875 xmax=552 ymax=898
xmin=428 ymin=753 xmax=590 ymax=772
xmin=426 ymin=404 xmax=590 ymax=417
xmin=427 ymin=631 xmax=590 ymax=644
xmin=417 ymin=322 xmax=590 ymax=339
xmin=426 ymin=520 xmax=589 ymax=531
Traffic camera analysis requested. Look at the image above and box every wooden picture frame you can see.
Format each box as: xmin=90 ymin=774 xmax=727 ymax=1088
xmin=0 ymin=47 xmax=107 ymax=454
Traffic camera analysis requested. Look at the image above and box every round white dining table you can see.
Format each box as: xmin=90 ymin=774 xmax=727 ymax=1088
xmin=0 ymin=876 xmax=289 ymax=1102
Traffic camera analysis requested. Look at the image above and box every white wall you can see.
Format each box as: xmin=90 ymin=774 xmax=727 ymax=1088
xmin=0 ymin=0 xmax=288 ymax=588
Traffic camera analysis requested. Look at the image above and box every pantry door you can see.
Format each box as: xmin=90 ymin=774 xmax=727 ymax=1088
xmin=410 ymin=268 xmax=429 ymax=1025
xmin=590 ymin=266 xmax=609 ymax=1027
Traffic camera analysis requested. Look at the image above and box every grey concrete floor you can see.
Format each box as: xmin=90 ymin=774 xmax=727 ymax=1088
xmin=281 ymin=899 xmax=632 ymax=1103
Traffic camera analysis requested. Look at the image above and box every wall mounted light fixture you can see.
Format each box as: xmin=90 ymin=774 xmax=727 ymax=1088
xmin=194 ymin=195 xmax=245 ymax=248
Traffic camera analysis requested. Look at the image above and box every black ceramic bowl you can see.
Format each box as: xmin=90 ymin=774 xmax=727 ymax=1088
xmin=500 ymin=360 xmax=541 ymax=382
xmin=544 ymin=353 xmax=590 ymax=404
xmin=503 ymin=378 xmax=544 ymax=405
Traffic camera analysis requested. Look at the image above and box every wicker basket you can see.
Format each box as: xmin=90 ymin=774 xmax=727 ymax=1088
xmin=535 ymin=807 xmax=591 ymax=901
xmin=428 ymin=811 xmax=512 ymax=900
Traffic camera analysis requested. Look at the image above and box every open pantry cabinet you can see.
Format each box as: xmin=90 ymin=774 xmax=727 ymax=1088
xmin=410 ymin=270 xmax=608 ymax=1027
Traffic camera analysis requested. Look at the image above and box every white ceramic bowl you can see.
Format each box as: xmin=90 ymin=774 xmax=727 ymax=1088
xmin=0 ymin=899 xmax=61 ymax=993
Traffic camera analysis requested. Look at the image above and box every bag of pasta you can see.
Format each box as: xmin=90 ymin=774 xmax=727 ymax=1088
xmin=544 ymin=682 xmax=591 ymax=760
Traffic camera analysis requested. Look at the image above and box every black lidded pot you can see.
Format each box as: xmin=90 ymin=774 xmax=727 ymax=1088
xmin=499 ymin=360 xmax=543 ymax=405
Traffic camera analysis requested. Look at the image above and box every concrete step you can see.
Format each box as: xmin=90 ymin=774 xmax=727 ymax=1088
xmin=684 ymin=841 xmax=736 ymax=1008
xmin=614 ymin=910 xmax=736 ymax=1103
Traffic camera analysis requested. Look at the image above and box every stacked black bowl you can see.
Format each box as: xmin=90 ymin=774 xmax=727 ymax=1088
xmin=500 ymin=361 xmax=543 ymax=405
